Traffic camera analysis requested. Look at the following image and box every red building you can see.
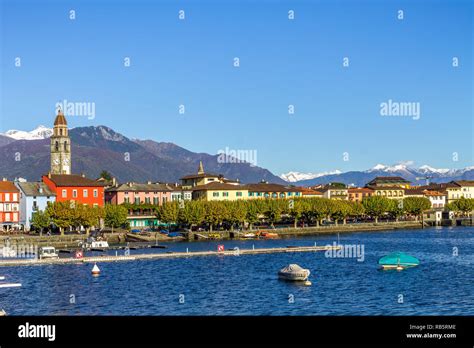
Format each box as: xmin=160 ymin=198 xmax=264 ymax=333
xmin=0 ymin=180 xmax=20 ymax=230
xmin=42 ymin=174 xmax=105 ymax=207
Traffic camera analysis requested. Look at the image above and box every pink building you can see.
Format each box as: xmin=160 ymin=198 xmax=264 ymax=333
xmin=105 ymin=182 xmax=176 ymax=205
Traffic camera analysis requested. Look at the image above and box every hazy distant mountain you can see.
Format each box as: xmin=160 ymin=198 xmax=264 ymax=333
xmin=0 ymin=125 xmax=286 ymax=184
xmin=281 ymin=163 xmax=474 ymax=187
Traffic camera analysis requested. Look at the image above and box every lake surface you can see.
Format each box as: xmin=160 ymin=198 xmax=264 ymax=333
xmin=1 ymin=226 xmax=473 ymax=315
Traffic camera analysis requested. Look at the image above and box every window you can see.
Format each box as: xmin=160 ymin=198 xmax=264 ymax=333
xmin=213 ymin=192 xmax=220 ymax=197
xmin=295 ymin=192 xmax=300 ymax=196
xmin=124 ymin=197 xmax=130 ymax=203
xmin=223 ymin=192 xmax=229 ymax=197
xmin=134 ymin=197 xmax=140 ymax=204
xmin=249 ymin=192 xmax=254 ymax=197
xmin=72 ymin=190 xmax=78 ymax=198
xmin=236 ymin=192 xmax=242 ymax=197
xmin=5 ymin=194 xmax=9 ymax=201
xmin=272 ymin=193 xmax=277 ymax=198
xmin=145 ymin=197 xmax=151 ymax=204
xmin=55 ymin=141 xmax=59 ymax=151
xmin=93 ymin=189 xmax=98 ymax=198
xmin=83 ymin=189 xmax=88 ymax=198
xmin=153 ymin=197 xmax=159 ymax=205
xmin=62 ymin=190 xmax=67 ymax=198
xmin=64 ymin=142 xmax=67 ymax=151
xmin=280 ymin=193 xmax=285 ymax=198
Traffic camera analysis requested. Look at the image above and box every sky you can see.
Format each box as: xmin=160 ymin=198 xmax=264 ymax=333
xmin=0 ymin=0 xmax=472 ymax=175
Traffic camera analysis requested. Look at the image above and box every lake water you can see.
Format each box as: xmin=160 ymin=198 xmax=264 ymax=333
xmin=1 ymin=226 xmax=473 ymax=315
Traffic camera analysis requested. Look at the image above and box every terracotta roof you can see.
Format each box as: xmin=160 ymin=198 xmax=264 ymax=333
xmin=299 ymin=188 xmax=323 ymax=195
xmin=404 ymin=188 xmax=425 ymax=195
xmin=54 ymin=112 xmax=67 ymax=126
xmin=0 ymin=181 xmax=19 ymax=193
xmin=16 ymin=182 xmax=55 ymax=196
xmin=44 ymin=174 xmax=104 ymax=187
xmin=453 ymin=180 xmax=474 ymax=187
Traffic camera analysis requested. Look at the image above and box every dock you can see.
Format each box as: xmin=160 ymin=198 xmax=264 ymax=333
xmin=0 ymin=245 xmax=340 ymax=267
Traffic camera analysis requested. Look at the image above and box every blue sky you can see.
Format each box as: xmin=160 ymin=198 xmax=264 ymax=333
xmin=1 ymin=0 xmax=472 ymax=175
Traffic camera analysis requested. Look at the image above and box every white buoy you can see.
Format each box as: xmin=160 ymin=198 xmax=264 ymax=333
xmin=91 ymin=263 xmax=100 ymax=276
xmin=304 ymin=280 xmax=312 ymax=286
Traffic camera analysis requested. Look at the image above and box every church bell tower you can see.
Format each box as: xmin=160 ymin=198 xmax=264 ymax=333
xmin=50 ymin=109 xmax=71 ymax=175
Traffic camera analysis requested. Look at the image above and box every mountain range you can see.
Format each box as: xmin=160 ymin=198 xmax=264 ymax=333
xmin=0 ymin=126 xmax=286 ymax=184
xmin=0 ymin=125 xmax=472 ymax=186
xmin=280 ymin=164 xmax=474 ymax=187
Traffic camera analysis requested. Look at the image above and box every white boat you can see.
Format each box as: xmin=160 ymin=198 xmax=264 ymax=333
xmin=278 ymin=264 xmax=311 ymax=281
xmin=0 ymin=275 xmax=22 ymax=289
xmin=243 ymin=233 xmax=256 ymax=239
xmin=39 ymin=246 xmax=59 ymax=260
xmin=91 ymin=240 xmax=109 ymax=249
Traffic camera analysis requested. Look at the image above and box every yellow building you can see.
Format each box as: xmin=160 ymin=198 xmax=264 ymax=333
xmin=445 ymin=180 xmax=474 ymax=203
xmin=246 ymin=183 xmax=302 ymax=199
xmin=192 ymin=182 xmax=248 ymax=201
xmin=369 ymin=186 xmax=405 ymax=199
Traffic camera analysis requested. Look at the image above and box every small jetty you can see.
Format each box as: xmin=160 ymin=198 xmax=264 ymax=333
xmin=0 ymin=245 xmax=341 ymax=267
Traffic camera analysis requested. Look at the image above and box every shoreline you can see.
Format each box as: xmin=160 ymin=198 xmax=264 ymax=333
xmin=0 ymin=221 xmax=470 ymax=250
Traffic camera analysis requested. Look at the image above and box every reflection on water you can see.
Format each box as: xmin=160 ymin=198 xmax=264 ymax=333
xmin=0 ymin=227 xmax=473 ymax=315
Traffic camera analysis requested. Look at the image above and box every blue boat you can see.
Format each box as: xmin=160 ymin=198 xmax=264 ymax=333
xmin=378 ymin=252 xmax=419 ymax=270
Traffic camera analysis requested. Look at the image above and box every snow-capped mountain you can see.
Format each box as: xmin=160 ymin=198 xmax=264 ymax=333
xmin=2 ymin=125 xmax=53 ymax=140
xmin=281 ymin=163 xmax=474 ymax=186
xmin=280 ymin=170 xmax=342 ymax=183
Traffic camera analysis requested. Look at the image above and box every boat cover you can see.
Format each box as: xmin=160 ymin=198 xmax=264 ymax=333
xmin=378 ymin=252 xmax=419 ymax=266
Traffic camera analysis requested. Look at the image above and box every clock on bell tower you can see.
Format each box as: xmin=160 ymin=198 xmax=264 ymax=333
xmin=50 ymin=109 xmax=71 ymax=175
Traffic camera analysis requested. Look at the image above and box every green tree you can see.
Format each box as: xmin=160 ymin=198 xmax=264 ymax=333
xmin=45 ymin=201 xmax=75 ymax=235
xmin=100 ymin=170 xmax=112 ymax=181
xmin=30 ymin=210 xmax=50 ymax=236
xmin=159 ymin=201 xmax=180 ymax=226
xmin=362 ymin=196 xmax=391 ymax=223
xmin=403 ymin=197 xmax=432 ymax=221
xmin=105 ymin=204 xmax=128 ymax=230
xmin=387 ymin=199 xmax=405 ymax=222
xmin=289 ymin=198 xmax=304 ymax=228
xmin=451 ymin=198 xmax=474 ymax=217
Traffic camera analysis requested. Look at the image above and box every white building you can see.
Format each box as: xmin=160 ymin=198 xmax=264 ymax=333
xmin=15 ymin=181 xmax=56 ymax=231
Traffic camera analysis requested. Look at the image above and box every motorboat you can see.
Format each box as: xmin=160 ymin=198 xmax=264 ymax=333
xmin=38 ymin=246 xmax=59 ymax=260
xmin=378 ymin=252 xmax=419 ymax=270
xmin=242 ymin=233 xmax=256 ymax=239
xmin=278 ymin=264 xmax=311 ymax=281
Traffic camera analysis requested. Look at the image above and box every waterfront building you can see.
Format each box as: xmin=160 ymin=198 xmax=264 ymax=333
xmin=50 ymin=110 xmax=71 ymax=175
xmin=42 ymin=173 xmax=105 ymax=207
xmin=444 ymin=180 xmax=474 ymax=203
xmin=317 ymin=183 xmax=348 ymax=200
xmin=105 ymin=182 xmax=174 ymax=205
xmin=366 ymin=176 xmax=411 ymax=188
xmin=15 ymin=181 xmax=56 ymax=231
xmin=367 ymin=186 xmax=405 ymax=199
xmin=181 ymin=161 xmax=224 ymax=189
xmin=192 ymin=182 xmax=248 ymax=201
xmin=0 ymin=180 xmax=20 ymax=231
xmin=246 ymin=182 xmax=302 ymax=199
xmin=348 ymin=188 xmax=374 ymax=202
xmin=299 ymin=187 xmax=323 ymax=198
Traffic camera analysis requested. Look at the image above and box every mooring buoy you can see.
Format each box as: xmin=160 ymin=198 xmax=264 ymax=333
xmin=91 ymin=263 xmax=100 ymax=276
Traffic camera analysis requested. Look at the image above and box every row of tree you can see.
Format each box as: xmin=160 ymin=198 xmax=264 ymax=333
xmin=31 ymin=201 xmax=129 ymax=235
xmin=151 ymin=196 xmax=434 ymax=231
xmin=30 ymin=196 xmax=474 ymax=234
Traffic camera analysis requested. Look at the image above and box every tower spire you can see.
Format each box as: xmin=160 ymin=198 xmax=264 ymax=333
xmin=198 ymin=161 xmax=204 ymax=174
